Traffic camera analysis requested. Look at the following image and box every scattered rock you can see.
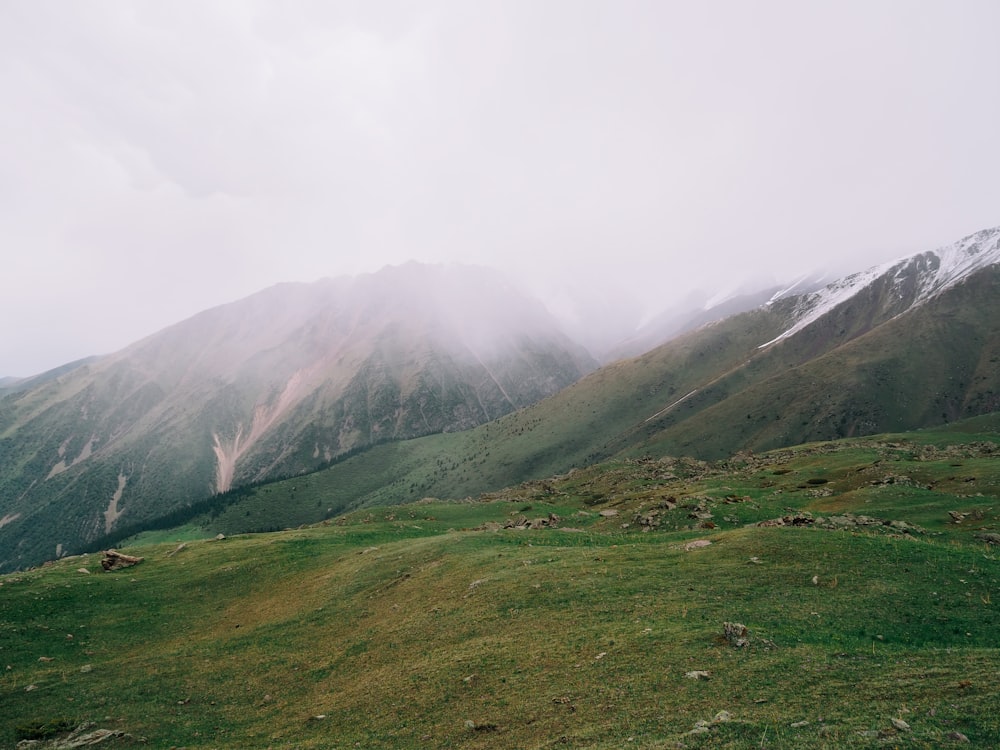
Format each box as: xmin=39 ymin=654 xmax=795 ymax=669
xmin=490 ymin=513 xmax=562 ymax=531
xmin=76 ymin=568 xmax=90 ymax=575
xmin=891 ymin=718 xmax=911 ymax=732
xmin=748 ymin=557 xmax=762 ymax=565
xmin=215 ymin=533 xmax=226 ymax=540
xmin=974 ymin=532 xmax=1000 ymax=545
xmin=38 ymin=656 xmax=54 ymax=662
xmin=757 ymin=513 xmax=815 ymax=528
xmin=685 ymin=670 xmax=710 ymax=680
xmin=464 ymin=720 xmax=498 ymax=732
xmin=790 ymin=720 xmax=810 ymax=728
xmin=947 ymin=731 xmax=970 ymax=743
xmin=167 ymin=543 xmax=187 ymax=557
xmin=723 ymin=622 xmax=750 ymax=648
xmin=309 ymin=715 xmax=327 ymax=721
xmin=684 ymin=539 xmax=712 ymax=551
xmin=758 ymin=512 xmax=927 ymax=535
xmin=100 ymin=550 xmax=143 ymax=572
xmin=684 ymin=711 xmax=733 ymax=737
xmin=948 ymin=511 xmax=968 ymax=523
xmin=598 ymin=509 xmax=619 ymax=518
xmin=80 ymin=665 xmax=93 ymax=673
xmin=25 ymin=684 xmax=37 ymax=692
xmin=634 ymin=511 xmax=661 ymax=530
xmin=18 ymin=723 xmax=134 ymax=748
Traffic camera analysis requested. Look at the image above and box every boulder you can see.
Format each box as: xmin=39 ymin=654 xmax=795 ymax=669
xmin=100 ymin=550 xmax=144 ymax=572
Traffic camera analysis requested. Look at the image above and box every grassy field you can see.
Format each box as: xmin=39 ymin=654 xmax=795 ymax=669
xmin=3 ymin=428 xmax=999 ymax=748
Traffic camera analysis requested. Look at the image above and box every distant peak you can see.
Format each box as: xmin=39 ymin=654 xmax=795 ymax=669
xmin=759 ymin=224 xmax=1000 ymax=349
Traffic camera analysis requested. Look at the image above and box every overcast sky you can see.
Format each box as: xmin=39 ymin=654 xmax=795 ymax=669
xmin=2 ymin=1 xmax=999 ymax=376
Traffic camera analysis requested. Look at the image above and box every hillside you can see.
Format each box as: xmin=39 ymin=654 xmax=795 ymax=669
xmin=162 ymin=229 xmax=1000 ymax=536
xmin=3 ymin=424 xmax=999 ymax=748
xmin=0 ymin=263 xmax=594 ymax=572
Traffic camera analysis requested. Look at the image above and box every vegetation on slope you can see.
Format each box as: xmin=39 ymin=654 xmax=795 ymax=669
xmin=3 ymin=426 xmax=999 ymax=749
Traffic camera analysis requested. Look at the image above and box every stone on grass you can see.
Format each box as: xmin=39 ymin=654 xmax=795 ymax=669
xmin=684 ymin=539 xmax=712 ymax=551
xmin=100 ymin=550 xmax=143 ymax=572
xmin=723 ymin=622 xmax=750 ymax=648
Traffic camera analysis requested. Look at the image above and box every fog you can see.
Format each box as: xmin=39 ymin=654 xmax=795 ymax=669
xmin=2 ymin=1 xmax=999 ymax=376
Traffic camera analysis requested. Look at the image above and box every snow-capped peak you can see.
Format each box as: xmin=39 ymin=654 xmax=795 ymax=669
xmin=759 ymin=226 xmax=1000 ymax=349
xmin=920 ymin=226 xmax=1000 ymax=297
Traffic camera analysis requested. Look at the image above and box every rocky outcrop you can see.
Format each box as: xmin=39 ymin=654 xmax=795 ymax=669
xmin=100 ymin=549 xmax=143 ymax=571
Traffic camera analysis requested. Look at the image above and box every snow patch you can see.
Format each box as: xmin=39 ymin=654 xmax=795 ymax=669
xmin=645 ymin=390 xmax=699 ymax=423
xmin=758 ymin=260 xmax=900 ymax=348
xmin=760 ymin=227 xmax=1000 ymax=349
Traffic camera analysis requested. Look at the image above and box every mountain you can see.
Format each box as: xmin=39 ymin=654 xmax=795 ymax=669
xmin=5 ymin=226 xmax=1000 ymax=570
xmin=178 ymin=226 xmax=1000 ymax=535
xmin=0 ymin=263 xmax=595 ymax=572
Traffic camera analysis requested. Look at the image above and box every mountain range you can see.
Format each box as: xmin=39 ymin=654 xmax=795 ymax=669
xmin=0 ymin=263 xmax=594 ymax=571
xmin=1 ymin=226 xmax=999 ymax=571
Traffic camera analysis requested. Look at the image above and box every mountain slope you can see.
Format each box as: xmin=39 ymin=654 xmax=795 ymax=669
xmin=0 ymin=263 xmax=594 ymax=572
xmin=178 ymin=226 xmax=1000 ymax=533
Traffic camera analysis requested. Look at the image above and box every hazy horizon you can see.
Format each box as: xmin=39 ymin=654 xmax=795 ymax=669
xmin=2 ymin=1 xmax=999 ymax=377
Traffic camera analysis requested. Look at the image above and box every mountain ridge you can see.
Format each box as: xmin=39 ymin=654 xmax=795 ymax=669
xmin=168 ymin=225 xmax=1000 ymax=537
xmin=761 ymin=225 xmax=1000 ymax=348
xmin=0 ymin=263 xmax=595 ymax=571
xmin=3 ymin=226 xmax=1000 ymax=571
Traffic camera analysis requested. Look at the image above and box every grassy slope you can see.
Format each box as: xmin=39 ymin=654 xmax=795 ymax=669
xmin=635 ymin=267 xmax=1000 ymax=459
xmin=3 ymin=427 xmax=999 ymax=749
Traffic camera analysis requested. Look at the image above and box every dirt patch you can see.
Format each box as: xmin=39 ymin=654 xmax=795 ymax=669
xmin=103 ymin=472 xmax=127 ymax=534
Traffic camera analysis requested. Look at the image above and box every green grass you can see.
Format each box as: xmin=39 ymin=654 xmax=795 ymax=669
xmin=121 ymin=524 xmax=215 ymax=546
xmin=2 ymin=428 xmax=999 ymax=748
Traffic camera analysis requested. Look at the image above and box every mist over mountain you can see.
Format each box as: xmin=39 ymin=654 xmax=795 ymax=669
xmin=0 ymin=263 xmax=594 ymax=571
xmin=177 ymin=226 xmax=1000 ymax=538
xmin=2 ymin=226 xmax=999 ymax=572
